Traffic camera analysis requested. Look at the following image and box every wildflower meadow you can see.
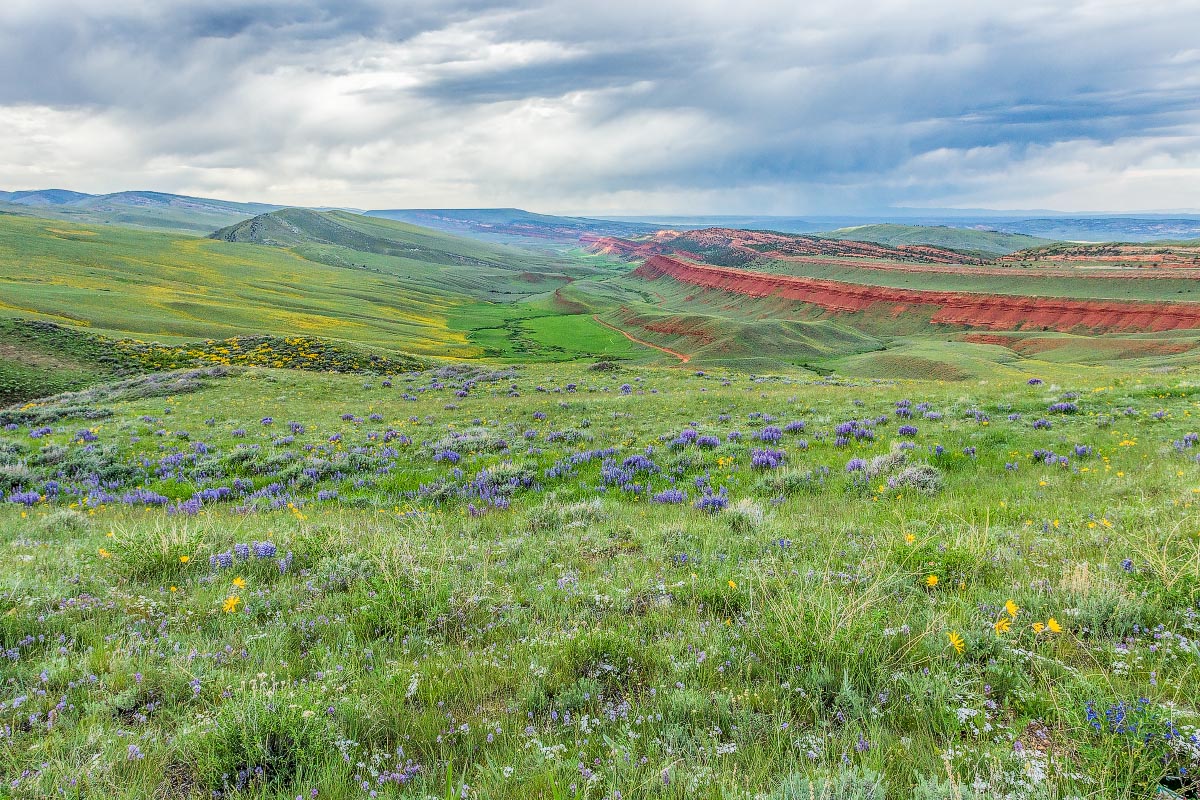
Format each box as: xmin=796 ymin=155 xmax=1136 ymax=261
xmin=1 ymin=362 xmax=1198 ymax=799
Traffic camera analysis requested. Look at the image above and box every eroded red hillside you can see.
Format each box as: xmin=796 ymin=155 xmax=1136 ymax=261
xmin=634 ymin=256 xmax=1200 ymax=333
xmin=584 ymin=228 xmax=981 ymax=265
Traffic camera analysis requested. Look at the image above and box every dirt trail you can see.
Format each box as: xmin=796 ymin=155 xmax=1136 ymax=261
xmin=591 ymin=314 xmax=690 ymax=363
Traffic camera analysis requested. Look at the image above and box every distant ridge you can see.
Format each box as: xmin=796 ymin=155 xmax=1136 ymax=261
xmin=366 ymin=207 xmax=660 ymax=246
xmin=822 ymin=223 xmax=1053 ymax=255
xmin=0 ymin=189 xmax=94 ymax=205
xmin=0 ymin=189 xmax=280 ymax=233
xmin=209 ymin=207 xmax=583 ymax=270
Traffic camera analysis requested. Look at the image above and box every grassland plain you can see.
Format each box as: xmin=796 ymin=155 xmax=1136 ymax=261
xmin=1 ymin=361 xmax=1199 ymax=799
xmin=0 ymin=214 xmax=647 ymax=372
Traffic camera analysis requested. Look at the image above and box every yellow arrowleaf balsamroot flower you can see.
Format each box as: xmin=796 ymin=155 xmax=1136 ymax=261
xmin=232 ymin=576 xmax=246 ymax=589
xmin=222 ymin=595 xmax=241 ymax=614
xmin=1047 ymin=617 xmax=1062 ymax=633
xmin=925 ymin=574 xmax=939 ymax=588
xmin=98 ymin=548 xmax=111 ymax=558
xmin=728 ymin=580 xmax=737 ymax=590
xmin=904 ymin=533 xmax=916 ymax=544
xmin=1032 ymin=622 xmax=1046 ymax=634
xmin=179 ymin=555 xmax=190 ymax=564
xmin=1005 ymin=599 xmax=1020 ymax=619
xmin=947 ymin=631 xmax=965 ymax=654
xmin=994 ymin=617 xmax=1012 ymax=634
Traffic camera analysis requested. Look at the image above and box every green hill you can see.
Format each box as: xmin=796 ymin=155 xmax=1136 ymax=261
xmin=0 ymin=190 xmax=279 ymax=234
xmin=0 ymin=214 xmax=480 ymax=356
xmin=822 ymin=223 xmax=1054 ymax=255
xmin=366 ymin=207 xmax=660 ymax=248
xmin=212 ymin=208 xmax=553 ymax=267
xmin=0 ymin=213 xmax=642 ymax=381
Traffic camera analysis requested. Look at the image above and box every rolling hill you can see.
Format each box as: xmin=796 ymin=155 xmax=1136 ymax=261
xmin=821 ymin=223 xmax=1053 ymax=255
xmin=0 ymin=211 xmax=648 ymax=390
xmin=0 ymin=189 xmax=280 ymax=233
xmin=212 ymin=208 xmax=569 ymax=268
xmin=366 ymin=207 xmax=660 ymax=248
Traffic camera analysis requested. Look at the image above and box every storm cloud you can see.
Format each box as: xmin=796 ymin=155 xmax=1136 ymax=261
xmin=1 ymin=0 xmax=1197 ymax=213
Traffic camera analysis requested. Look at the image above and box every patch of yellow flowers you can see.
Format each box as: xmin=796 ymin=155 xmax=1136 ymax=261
xmin=950 ymin=599 xmax=1063 ymax=656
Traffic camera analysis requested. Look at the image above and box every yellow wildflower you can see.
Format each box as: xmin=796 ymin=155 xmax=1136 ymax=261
xmin=1047 ymin=617 xmax=1062 ymax=634
xmin=925 ymin=574 xmax=939 ymax=588
xmin=1005 ymin=599 xmax=1020 ymax=619
xmin=947 ymin=630 xmax=965 ymax=654
xmin=232 ymin=576 xmax=246 ymax=589
xmin=994 ymin=617 xmax=1012 ymax=634
xmin=222 ymin=595 xmax=241 ymax=614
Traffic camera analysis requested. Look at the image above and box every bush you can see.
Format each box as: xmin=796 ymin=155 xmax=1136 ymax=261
xmin=771 ymin=767 xmax=886 ymax=800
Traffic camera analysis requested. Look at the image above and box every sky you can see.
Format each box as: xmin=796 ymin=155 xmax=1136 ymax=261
xmin=1 ymin=0 xmax=1198 ymax=215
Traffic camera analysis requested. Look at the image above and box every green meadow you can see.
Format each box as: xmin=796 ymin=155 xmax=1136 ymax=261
xmin=2 ymin=361 xmax=1199 ymax=799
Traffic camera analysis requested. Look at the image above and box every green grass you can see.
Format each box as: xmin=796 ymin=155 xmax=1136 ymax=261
xmin=0 ymin=318 xmax=135 ymax=404
xmin=0 ymin=191 xmax=278 ymax=234
xmin=0 ymin=213 xmax=644 ymax=369
xmin=0 ymin=214 xmax=473 ymax=352
xmin=2 ymin=362 xmax=1199 ymax=798
xmin=746 ymin=257 xmax=1200 ymax=301
xmin=821 ymin=224 xmax=1055 ymax=255
xmin=0 ymin=317 xmax=427 ymax=405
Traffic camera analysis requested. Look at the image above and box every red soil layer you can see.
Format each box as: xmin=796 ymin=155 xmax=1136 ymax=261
xmin=634 ymin=255 xmax=1200 ymax=333
xmin=583 ymin=229 xmax=980 ymax=265
xmin=769 ymin=255 xmax=1200 ymax=280
xmin=959 ymin=333 xmax=1192 ymax=357
xmin=960 ymin=334 xmax=1016 ymax=346
xmin=1001 ymin=245 xmax=1200 ymax=267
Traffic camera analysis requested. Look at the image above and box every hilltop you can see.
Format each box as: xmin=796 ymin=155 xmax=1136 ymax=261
xmin=366 ymin=207 xmax=660 ymax=248
xmin=211 ymin=208 xmax=559 ymax=268
xmin=822 ymin=223 xmax=1053 ymax=255
xmin=0 ymin=189 xmax=279 ymax=233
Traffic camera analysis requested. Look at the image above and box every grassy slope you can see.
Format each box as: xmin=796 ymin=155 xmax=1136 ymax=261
xmin=0 ymin=191 xmax=279 ymax=234
xmin=823 ymin=223 xmax=1054 ymax=255
xmin=0 ymin=214 xmax=470 ymax=354
xmin=0 ymin=318 xmax=130 ymax=404
xmin=1 ymin=362 xmax=1198 ymax=798
xmin=0 ymin=213 xmax=658 ymax=378
xmin=744 ymin=257 xmax=1200 ymax=301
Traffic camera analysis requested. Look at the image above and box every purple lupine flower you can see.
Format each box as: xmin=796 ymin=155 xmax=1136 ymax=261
xmin=652 ymin=488 xmax=687 ymax=504
xmin=7 ymin=490 xmax=40 ymax=506
xmin=756 ymin=426 xmax=783 ymax=443
xmin=694 ymin=486 xmax=728 ymax=513
xmin=750 ymin=449 xmax=786 ymax=469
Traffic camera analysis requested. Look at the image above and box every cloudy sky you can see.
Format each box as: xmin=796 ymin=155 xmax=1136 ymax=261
xmin=1 ymin=0 xmax=1198 ymax=214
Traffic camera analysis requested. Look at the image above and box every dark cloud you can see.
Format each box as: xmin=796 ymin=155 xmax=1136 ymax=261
xmin=0 ymin=0 xmax=1197 ymax=212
